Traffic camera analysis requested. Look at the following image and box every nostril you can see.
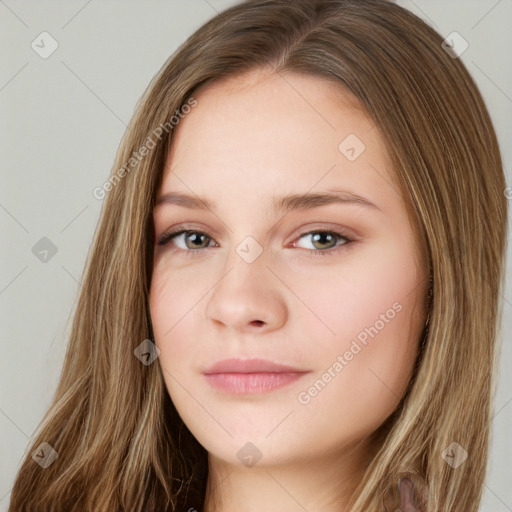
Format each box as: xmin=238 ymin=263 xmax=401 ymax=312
xmin=250 ymin=320 xmax=265 ymax=327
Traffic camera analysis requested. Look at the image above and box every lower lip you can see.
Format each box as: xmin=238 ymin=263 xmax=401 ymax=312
xmin=204 ymin=372 xmax=307 ymax=394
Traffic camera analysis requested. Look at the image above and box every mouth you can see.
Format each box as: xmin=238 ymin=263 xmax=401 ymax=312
xmin=203 ymin=358 xmax=311 ymax=394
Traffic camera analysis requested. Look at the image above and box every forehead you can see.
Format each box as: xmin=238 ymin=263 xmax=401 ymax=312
xmin=158 ymin=69 xmax=400 ymax=217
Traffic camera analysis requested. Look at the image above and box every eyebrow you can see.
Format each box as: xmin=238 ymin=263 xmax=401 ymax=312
xmin=155 ymin=190 xmax=382 ymax=214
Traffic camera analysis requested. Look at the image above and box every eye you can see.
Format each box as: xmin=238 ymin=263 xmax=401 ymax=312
xmin=292 ymin=230 xmax=352 ymax=256
xmin=157 ymin=229 xmax=216 ymax=254
xmin=157 ymin=227 xmax=353 ymax=257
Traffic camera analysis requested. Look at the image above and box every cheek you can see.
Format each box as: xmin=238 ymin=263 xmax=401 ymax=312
xmin=291 ymin=304 xmax=421 ymax=462
xmin=148 ymin=268 xmax=204 ymax=378
xmin=292 ymin=244 xmax=423 ymax=430
xmin=294 ymin=240 xmax=421 ymax=344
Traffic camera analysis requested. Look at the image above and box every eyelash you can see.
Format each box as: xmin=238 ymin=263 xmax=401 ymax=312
xmin=156 ymin=227 xmax=353 ymax=258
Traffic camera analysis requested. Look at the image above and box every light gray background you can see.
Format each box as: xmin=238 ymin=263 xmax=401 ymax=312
xmin=1 ymin=1 xmax=511 ymax=510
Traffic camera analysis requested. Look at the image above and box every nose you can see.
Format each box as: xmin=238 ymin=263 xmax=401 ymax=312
xmin=204 ymin=246 xmax=288 ymax=335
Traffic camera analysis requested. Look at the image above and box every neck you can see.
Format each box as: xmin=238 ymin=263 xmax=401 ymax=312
xmin=203 ymin=436 xmax=378 ymax=512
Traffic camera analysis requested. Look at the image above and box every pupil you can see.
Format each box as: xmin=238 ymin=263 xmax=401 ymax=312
xmin=313 ymin=232 xmax=334 ymax=249
xmin=189 ymin=233 xmax=205 ymax=248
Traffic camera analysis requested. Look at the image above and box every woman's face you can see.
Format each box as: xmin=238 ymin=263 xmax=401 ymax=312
xmin=150 ymin=69 xmax=428 ymax=469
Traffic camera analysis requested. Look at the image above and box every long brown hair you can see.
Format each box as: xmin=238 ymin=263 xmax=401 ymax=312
xmin=9 ymin=0 xmax=507 ymax=510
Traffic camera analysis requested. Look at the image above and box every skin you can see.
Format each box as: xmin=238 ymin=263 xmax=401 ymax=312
xmin=149 ymin=68 xmax=428 ymax=512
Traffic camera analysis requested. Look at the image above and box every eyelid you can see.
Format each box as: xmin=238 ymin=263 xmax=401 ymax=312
xmin=157 ymin=221 xmax=357 ymax=242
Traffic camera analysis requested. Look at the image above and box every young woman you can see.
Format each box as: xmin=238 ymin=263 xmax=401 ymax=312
xmin=9 ymin=0 xmax=508 ymax=511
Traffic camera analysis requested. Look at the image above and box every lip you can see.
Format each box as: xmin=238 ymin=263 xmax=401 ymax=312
xmin=203 ymin=358 xmax=311 ymax=394
xmin=204 ymin=357 xmax=307 ymax=374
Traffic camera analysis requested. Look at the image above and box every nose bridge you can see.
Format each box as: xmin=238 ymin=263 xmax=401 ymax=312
xmin=205 ymin=234 xmax=287 ymax=331
xmin=217 ymin=233 xmax=270 ymax=301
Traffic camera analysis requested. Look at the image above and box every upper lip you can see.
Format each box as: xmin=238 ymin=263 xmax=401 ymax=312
xmin=203 ymin=358 xmax=309 ymax=374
